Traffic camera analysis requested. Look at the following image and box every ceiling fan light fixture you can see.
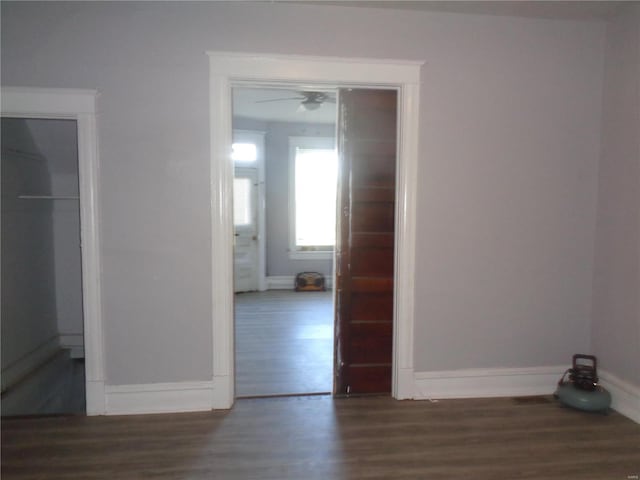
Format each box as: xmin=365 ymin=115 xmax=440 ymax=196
xmin=302 ymin=100 xmax=321 ymax=111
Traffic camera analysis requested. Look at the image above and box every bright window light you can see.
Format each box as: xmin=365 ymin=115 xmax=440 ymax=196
xmin=232 ymin=143 xmax=257 ymax=163
xmin=233 ymin=177 xmax=252 ymax=226
xmin=294 ymin=148 xmax=338 ymax=248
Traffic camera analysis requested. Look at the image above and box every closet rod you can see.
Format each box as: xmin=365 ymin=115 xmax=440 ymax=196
xmin=18 ymin=195 xmax=79 ymax=200
xmin=2 ymin=147 xmax=44 ymax=161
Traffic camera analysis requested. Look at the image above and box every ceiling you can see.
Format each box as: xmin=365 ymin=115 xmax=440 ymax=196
xmin=285 ymin=1 xmax=626 ymax=21
xmin=233 ymin=87 xmax=337 ymax=124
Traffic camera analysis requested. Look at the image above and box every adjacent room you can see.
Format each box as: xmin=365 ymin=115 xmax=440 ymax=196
xmin=232 ymin=87 xmax=337 ymax=397
xmin=1 ymin=0 xmax=639 ymax=478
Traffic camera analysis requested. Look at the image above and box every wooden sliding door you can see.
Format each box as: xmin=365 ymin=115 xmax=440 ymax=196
xmin=334 ymin=89 xmax=397 ymax=396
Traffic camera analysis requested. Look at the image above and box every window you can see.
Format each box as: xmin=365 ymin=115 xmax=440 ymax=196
xmin=231 ymin=142 xmax=257 ymax=163
xmin=289 ymin=137 xmax=338 ymax=259
xmin=233 ymin=177 xmax=252 ymax=226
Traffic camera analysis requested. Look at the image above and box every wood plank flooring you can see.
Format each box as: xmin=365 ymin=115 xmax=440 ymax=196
xmin=235 ymin=290 xmax=333 ymax=397
xmin=2 ymin=395 xmax=639 ymax=479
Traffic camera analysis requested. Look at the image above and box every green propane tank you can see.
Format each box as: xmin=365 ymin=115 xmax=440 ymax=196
xmin=554 ymin=354 xmax=611 ymax=413
xmin=555 ymin=383 xmax=611 ymax=412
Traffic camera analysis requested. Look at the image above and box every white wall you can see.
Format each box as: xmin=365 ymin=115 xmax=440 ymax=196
xmin=0 ymin=2 xmax=606 ymax=386
xmin=592 ymin=4 xmax=640 ymax=387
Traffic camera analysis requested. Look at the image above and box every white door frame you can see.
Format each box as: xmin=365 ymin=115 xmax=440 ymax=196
xmin=209 ymin=52 xmax=423 ymax=408
xmin=1 ymin=87 xmax=105 ymax=415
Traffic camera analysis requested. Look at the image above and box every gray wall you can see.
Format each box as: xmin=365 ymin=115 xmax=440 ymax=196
xmin=1 ymin=2 xmax=607 ymax=385
xmin=591 ymin=4 xmax=640 ymax=387
xmin=1 ymin=119 xmax=59 ymax=387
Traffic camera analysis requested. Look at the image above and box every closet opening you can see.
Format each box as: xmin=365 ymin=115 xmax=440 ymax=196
xmin=1 ymin=117 xmax=86 ymax=416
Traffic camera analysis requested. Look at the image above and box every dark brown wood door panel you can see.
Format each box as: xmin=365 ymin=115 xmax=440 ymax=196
xmin=344 ymin=365 xmax=392 ymax=394
xmin=334 ymin=88 xmax=397 ymax=396
xmin=351 ymin=204 xmax=395 ymax=232
xmin=351 ymin=247 xmax=394 ymax=277
xmin=350 ymin=292 xmax=394 ymax=321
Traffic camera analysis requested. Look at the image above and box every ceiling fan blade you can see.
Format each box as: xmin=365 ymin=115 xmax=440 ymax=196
xmin=254 ymin=97 xmax=304 ymax=104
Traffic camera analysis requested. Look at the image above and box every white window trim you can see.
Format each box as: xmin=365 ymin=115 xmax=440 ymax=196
xmin=288 ymin=136 xmax=337 ymax=260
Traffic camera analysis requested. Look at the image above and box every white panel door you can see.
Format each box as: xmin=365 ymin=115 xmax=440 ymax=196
xmin=233 ymin=167 xmax=259 ymax=292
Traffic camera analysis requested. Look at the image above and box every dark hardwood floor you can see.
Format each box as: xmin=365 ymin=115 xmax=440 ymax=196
xmin=235 ymin=290 xmax=333 ymax=397
xmin=2 ymin=395 xmax=639 ymax=479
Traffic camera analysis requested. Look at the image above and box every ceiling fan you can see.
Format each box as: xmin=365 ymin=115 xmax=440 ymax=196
xmin=255 ymin=91 xmax=336 ymax=111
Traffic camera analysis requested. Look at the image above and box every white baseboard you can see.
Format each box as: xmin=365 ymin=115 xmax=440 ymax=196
xmin=94 ymin=370 xmax=640 ymax=423
xmin=413 ymin=366 xmax=565 ymax=400
xmin=266 ymin=275 xmax=333 ymax=290
xmin=266 ymin=276 xmax=295 ymax=290
xmin=59 ymin=333 xmax=85 ymax=358
xmin=413 ymin=366 xmax=640 ymax=424
xmin=599 ymin=370 xmax=640 ymax=424
xmin=104 ymin=381 xmax=215 ymax=415
xmin=1 ymin=336 xmax=61 ymax=392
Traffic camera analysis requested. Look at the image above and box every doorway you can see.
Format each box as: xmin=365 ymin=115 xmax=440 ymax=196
xmin=1 ymin=117 xmax=86 ymax=416
xmin=0 ymin=87 xmax=104 ymax=415
xmin=232 ymin=86 xmax=337 ymax=398
xmin=209 ymin=52 xmax=422 ymax=409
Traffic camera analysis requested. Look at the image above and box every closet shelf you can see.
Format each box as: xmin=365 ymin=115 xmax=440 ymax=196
xmin=18 ymin=195 xmax=79 ymax=200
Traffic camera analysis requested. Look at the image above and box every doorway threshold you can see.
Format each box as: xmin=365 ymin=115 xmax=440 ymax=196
xmin=237 ymin=391 xmax=331 ymax=400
